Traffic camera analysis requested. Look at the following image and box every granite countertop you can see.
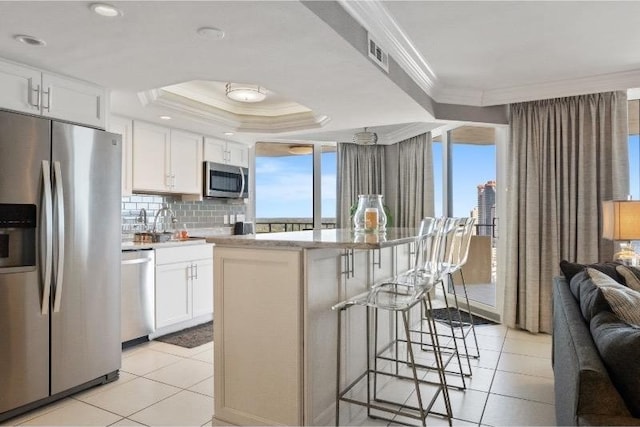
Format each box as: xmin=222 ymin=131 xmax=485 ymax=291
xmin=121 ymin=227 xmax=232 ymax=250
xmin=121 ymin=238 xmax=208 ymax=251
xmin=203 ymin=228 xmax=418 ymax=249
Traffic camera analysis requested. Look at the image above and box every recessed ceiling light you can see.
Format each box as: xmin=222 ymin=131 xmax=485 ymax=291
xmin=159 ymin=115 xmax=172 ymax=120
xmin=197 ymin=27 xmax=225 ymax=40
xmin=223 ymin=132 xmax=234 ymax=136
xmin=13 ymin=34 xmax=46 ymax=47
xmin=90 ymin=3 xmax=122 ymax=17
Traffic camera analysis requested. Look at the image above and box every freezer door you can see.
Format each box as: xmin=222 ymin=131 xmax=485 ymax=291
xmin=50 ymin=122 xmax=122 ymax=394
xmin=0 ymin=111 xmax=50 ymax=414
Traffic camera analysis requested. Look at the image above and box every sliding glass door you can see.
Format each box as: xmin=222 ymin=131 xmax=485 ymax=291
xmin=433 ymin=125 xmax=507 ymax=320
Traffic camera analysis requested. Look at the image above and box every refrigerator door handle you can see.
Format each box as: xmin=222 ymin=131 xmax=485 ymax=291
xmin=40 ymin=160 xmax=53 ymax=315
xmin=52 ymin=161 xmax=65 ymax=313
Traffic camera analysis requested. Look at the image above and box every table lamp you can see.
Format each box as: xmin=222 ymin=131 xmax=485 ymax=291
xmin=602 ymin=200 xmax=640 ymax=265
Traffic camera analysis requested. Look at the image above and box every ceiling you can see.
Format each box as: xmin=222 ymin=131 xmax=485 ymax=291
xmin=0 ymin=1 xmax=639 ymax=145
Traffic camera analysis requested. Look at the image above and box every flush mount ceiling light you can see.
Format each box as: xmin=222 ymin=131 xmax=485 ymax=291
xmin=197 ymin=27 xmax=225 ymax=40
xmin=159 ymin=115 xmax=172 ymax=120
xmin=223 ymin=132 xmax=234 ymax=136
xmin=90 ymin=3 xmax=122 ymax=17
xmin=225 ymin=83 xmax=266 ymax=103
xmin=353 ymin=127 xmax=378 ymax=145
xmin=13 ymin=34 xmax=46 ymax=47
xmin=288 ymin=145 xmax=313 ymax=155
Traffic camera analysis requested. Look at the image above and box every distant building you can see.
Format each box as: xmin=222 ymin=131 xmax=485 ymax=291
xmin=477 ymin=180 xmax=496 ymax=236
xmin=470 ymin=207 xmax=478 ymax=235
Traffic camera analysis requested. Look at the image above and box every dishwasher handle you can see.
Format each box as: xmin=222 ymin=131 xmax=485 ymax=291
xmin=122 ymin=258 xmax=153 ymax=266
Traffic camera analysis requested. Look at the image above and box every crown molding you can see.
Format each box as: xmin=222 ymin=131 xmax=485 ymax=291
xmin=338 ymin=0 xmax=438 ymax=98
xmin=381 ymin=122 xmax=438 ymax=145
xmin=480 ymin=68 xmax=640 ymax=106
xmin=161 ymin=85 xmax=311 ymax=117
xmin=138 ymin=89 xmax=330 ymax=133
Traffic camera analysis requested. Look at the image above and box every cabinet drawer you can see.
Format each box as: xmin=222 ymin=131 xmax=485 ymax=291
xmin=155 ymin=244 xmax=213 ymax=265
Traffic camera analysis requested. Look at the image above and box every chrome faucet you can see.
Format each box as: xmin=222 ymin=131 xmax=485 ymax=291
xmin=137 ymin=208 xmax=148 ymax=230
xmin=153 ymin=204 xmax=176 ymax=233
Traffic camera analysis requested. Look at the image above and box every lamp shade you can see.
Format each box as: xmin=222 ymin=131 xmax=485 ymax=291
xmin=602 ymin=200 xmax=640 ymax=240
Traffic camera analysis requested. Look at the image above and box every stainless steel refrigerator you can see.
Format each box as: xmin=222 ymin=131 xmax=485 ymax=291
xmin=0 ymin=110 xmax=121 ymax=421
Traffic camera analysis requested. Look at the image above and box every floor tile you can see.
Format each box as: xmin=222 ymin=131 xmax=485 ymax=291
xmin=502 ymin=337 xmax=551 ymax=359
xmin=120 ymin=349 xmax=184 ymax=376
xmin=0 ymin=399 xmax=74 ymax=426
xmin=497 ymin=353 xmax=553 ymax=379
xmin=144 ymin=358 xmax=213 ymax=389
xmin=474 ymin=324 xmax=508 ymax=338
xmin=72 ymin=371 xmax=138 ymax=400
xmin=147 ymin=341 xmax=209 ymax=358
xmin=482 ymin=393 xmax=556 ymax=426
xmin=490 ymin=370 xmax=555 ymax=405
xmin=81 ymin=377 xmax=180 ymax=417
xmin=122 ymin=341 xmax=154 ymax=359
xmin=469 ymin=349 xmax=501 ymax=370
xmin=505 ymin=328 xmax=552 ymax=344
xmin=469 ymin=333 xmax=504 ymax=352
xmin=431 ymin=388 xmax=489 ymax=423
xmin=129 ymin=390 xmax=213 ymax=426
xmin=188 ymin=376 xmax=214 ymax=398
xmin=109 ymin=418 xmax=146 ymax=426
xmin=19 ymin=400 xmax=121 ymax=426
xmin=191 ymin=349 xmax=214 ymax=364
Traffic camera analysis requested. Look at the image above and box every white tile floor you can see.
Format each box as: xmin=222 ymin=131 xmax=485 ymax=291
xmin=1 ymin=324 xmax=555 ymax=426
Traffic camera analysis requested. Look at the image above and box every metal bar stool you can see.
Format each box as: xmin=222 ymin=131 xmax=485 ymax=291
xmin=332 ymin=222 xmax=453 ymax=426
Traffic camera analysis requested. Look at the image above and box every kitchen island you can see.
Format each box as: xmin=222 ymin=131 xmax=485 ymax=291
xmin=206 ymin=228 xmax=418 ymax=426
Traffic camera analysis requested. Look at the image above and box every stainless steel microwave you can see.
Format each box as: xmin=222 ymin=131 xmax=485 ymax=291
xmin=203 ymin=161 xmax=249 ymax=198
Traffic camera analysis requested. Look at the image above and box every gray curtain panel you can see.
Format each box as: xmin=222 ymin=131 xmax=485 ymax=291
xmin=505 ymin=91 xmax=629 ymax=333
xmin=395 ymin=133 xmax=434 ymax=228
xmin=337 ymin=143 xmax=386 ymax=228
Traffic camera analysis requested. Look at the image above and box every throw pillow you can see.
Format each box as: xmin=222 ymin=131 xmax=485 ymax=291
xmin=616 ymin=265 xmax=640 ymax=292
xmin=570 ymin=270 xmax=613 ymax=322
xmin=587 ymin=268 xmax=640 ymax=327
xmin=559 ymin=260 xmax=623 ymax=283
xmin=591 ymin=310 xmax=640 ymax=417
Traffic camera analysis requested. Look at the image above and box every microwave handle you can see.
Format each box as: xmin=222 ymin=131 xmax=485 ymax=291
xmin=238 ymin=167 xmax=245 ymax=198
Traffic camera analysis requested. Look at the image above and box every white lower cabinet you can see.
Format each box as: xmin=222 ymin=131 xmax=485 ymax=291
xmin=155 ymin=244 xmax=214 ymax=330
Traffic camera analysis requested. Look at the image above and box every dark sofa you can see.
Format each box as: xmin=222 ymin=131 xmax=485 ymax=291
xmin=553 ymin=275 xmax=640 ymax=426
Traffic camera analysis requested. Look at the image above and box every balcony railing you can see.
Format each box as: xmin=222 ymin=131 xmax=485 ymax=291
xmin=255 ymin=218 xmax=337 ymax=233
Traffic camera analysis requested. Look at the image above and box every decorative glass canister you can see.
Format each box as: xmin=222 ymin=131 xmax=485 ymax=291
xmin=353 ymin=194 xmax=387 ymax=233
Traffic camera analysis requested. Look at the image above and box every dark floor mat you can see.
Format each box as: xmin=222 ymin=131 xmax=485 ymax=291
xmin=155 ymin=321 xmax=213 ymax=348
xmin=430 ymin=308 xmax=497 ymax=326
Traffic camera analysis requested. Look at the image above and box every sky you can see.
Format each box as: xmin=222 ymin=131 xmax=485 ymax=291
xmin=630 ymin=135 xmax=639 ymax=199
xmin=255 ymin=151 xmax=336 ymax=219
xmin=255 ymin=143 xmax=496 ymax=221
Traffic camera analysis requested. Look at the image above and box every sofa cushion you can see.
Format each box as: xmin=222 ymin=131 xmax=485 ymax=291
xmin=560 ymin=259 xmax=623 ymax=283
xmin=616 ymin=265 xmax=640 ymax=292
xmin=588 ymin=268 xmax=640 ymax=327
xmin=591 ymin=310 xmax=640 ymax=417
xmin=569 ymin=270 xmax=614 ymax=322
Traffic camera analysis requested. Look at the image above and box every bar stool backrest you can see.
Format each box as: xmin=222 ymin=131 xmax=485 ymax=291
xmin=456 ymin=217 xmax=476 ymax=270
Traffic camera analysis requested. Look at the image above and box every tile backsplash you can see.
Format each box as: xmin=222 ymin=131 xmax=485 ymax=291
xmin=121 ymin=194 xmax=246 ymax=236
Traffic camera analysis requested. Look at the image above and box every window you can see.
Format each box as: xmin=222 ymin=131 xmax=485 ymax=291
xmin=254 ymin=142 xmax=336 ymax=232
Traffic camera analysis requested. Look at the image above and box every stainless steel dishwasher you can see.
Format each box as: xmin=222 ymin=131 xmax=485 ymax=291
xmin=121 ymin=249 xmax=155 ymax=343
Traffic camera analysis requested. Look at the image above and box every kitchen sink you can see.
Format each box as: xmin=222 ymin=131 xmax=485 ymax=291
xmin=133 ymin=232 xmax=174 ymax=243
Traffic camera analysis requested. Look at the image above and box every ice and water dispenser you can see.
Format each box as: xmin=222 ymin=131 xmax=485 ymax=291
xmin=0 ymin=204 xmax=36 ymax=271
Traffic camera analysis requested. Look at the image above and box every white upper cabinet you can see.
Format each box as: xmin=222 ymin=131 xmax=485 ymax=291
xmin=0 ymin=58 xmax=106 ymax=128
xmin=133 ymin=121 xmax=171 ymax=193
xmin=170 ymin=129 xmax=202 ymax=194
xmin=204 ymin=137 xmax=248 ymax=168
xmin=0 ymin=60 xmax=41 ymax=115
xmin=107 ymin=116 xmax=133 ymax=197
xmin=41 ymin=74 xmax=105 ymax=128
xmin=132 ymin=121 xmax=202 ymax=195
